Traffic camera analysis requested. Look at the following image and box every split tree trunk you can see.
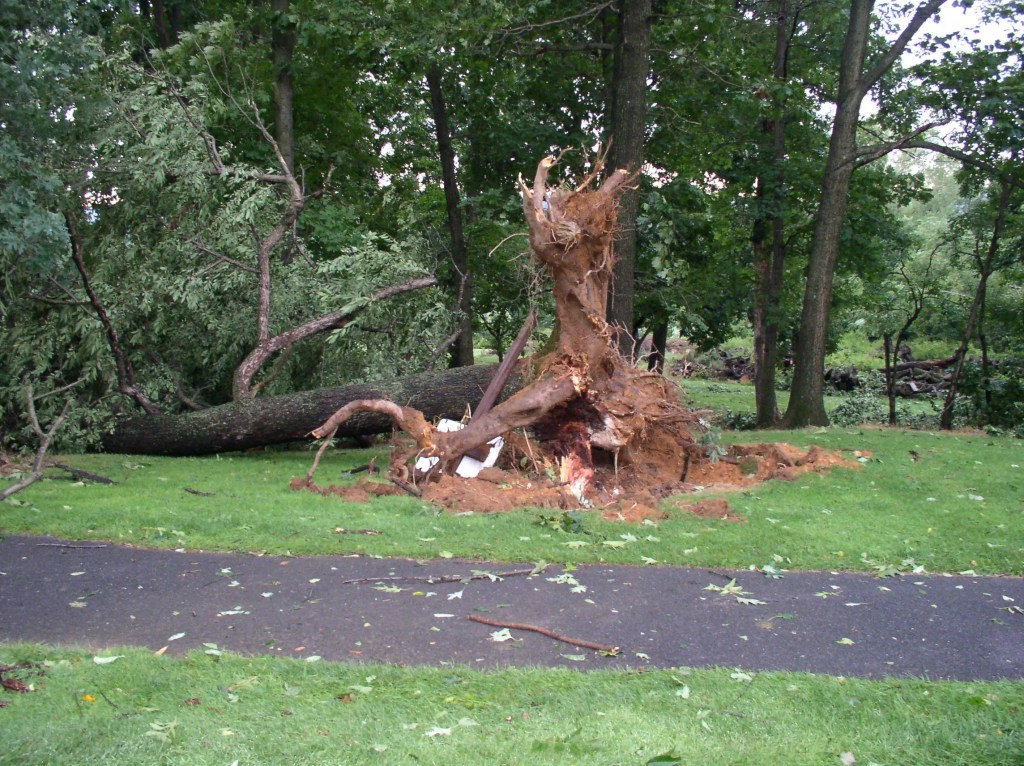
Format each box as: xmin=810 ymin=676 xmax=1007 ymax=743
xmin=308 ymin=157 xmax=695 ymax=501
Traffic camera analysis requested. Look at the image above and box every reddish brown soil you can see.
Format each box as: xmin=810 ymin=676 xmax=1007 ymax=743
xmin=294 ymin=443 xmax=860 ymax=524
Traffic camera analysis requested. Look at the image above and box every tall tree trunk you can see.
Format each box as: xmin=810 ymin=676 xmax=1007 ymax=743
xmin=751 ymin=0 xmax=791 ymax=428
xmin=271 ymin=0 xmax=297 ymax=175
xmin=782 ymin=0 xmax=946 ymax=427
xmin=606 ymin=0 xmax=652 ymax=358
xmin=979 ymin=297 xmax=991 ymax=415
xmin=426 ymin=62 xmax=474 ymax=368
xmin=751 ymin=227 xmax=785 ymax=426
xmin=151 ymin=0 xmax=171 ymax=48
xmin=647 ymin=321 xmax=668 ymax=373
xmin=782 ymin=0 xmax=870 ymax=427
xmin=883 ymin=333 xmax=897 ymax=424
xmin=939 ymin=266 xmax=990 ymax=429
xmin=939 ymin=180 xmax=1011 ymax=428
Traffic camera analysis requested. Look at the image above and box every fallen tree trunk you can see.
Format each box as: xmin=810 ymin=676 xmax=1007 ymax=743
xmin=102 ymin=363 xmax=526 ymax=456
xmin=878 ymin=355 xmax=957 ymax=375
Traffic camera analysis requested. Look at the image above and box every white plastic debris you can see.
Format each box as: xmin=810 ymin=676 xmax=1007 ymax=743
xmin=413 ymin=418 xmax=504 ymax=479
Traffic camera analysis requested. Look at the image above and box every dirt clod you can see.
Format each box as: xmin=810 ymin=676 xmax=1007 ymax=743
xmin=296 ymin=443 xmax=855 ymax=524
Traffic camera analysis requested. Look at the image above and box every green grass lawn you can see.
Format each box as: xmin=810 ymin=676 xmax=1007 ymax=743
xmin=0 ymin=645 xmax=1020 ymax=766
xmin=2 ymin=425 xmax=1022 ymax=575
xmin=3 ymin=391 xmax=1024 ymax=765
xmin=680 ymin=378 xmax=939 ymax=421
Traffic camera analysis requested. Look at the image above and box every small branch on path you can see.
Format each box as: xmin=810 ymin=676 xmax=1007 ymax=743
xmin=468 ymin=614 xmax=620 ymax=655
xmin=342 ymin=567 xmax=538 ymax=586
xmin=34 ymin=543 xmax=108 ymax=549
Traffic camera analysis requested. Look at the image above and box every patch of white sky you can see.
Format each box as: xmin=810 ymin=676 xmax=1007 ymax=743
xmin=864 ymin=0 xmax=1016 ymax=119
xmin=869 ymin=0 xmax=1019 ymax=177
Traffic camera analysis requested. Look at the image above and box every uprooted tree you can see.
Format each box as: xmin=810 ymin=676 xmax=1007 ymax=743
xmin=303 ymin=156 xmax=699 ymax=506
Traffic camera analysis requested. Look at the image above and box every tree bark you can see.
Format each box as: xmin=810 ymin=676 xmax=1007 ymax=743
xmin=271 ymin=0 xmax=297 ymax=175
xmin=781 ymin=0 xmax=947 ymax=428
xmin=751 ymin=0 xmax=791 ymax=428
xmin=151 ymin=0 xmax=171 ymax=49
xmin=782 ymin=0 xmax=871 ymax=427
xmin=104 ymin=363 xmax=524 ymax=456
xmin=647 ymin=321 xmax=668 ymax=373
xmin=606 ymin=0 xmax=652 ymax=358
xmin=426 ymin=62 xmax=474 ymax=368
xmin=751 ymin=227 xmax=785 ymax=427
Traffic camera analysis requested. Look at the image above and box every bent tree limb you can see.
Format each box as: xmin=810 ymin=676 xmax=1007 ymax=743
xmin=1 ymin=386 xmax=71 ymax=501
xmin=233 ymin=275 xmax=438 ymax=399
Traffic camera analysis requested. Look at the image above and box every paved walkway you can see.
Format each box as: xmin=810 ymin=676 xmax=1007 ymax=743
xmin=0 ymin=535 xmax=1021 ymax=680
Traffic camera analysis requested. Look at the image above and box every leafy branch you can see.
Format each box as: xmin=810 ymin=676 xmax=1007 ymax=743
xmin=1 ymin=385 xmax=73 ymax=502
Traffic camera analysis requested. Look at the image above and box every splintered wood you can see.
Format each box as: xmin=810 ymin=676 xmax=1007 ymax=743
xmin=303 ymin=154 xmax=699 ymax=517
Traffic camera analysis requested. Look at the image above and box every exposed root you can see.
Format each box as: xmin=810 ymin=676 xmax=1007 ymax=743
xmin=301 ymin=155 xmax=700 ymax=510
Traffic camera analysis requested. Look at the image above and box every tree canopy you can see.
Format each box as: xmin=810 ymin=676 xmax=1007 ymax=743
xmin=1 ymin=0 xmax=1022 ymax=452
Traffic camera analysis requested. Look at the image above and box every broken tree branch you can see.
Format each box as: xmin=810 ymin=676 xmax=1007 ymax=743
xmin=66 ymin=210 xmax=161 ymax=415
xmin=468 ymin=614 xmax=620 ymax=655
xmin=0 ymin=385 xmax=72 ymax=502
xmin=234 ymin=275 xmax=438 ymax=399
xmin=342 ymin=567 xmax=540 ymax=586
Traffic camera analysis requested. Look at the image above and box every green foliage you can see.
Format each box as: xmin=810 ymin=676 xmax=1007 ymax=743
xmin=535 ymin=510 xmax=588 ymax=535
xmin=958 ymin=362 xmax=1024 ymax=436
xmin=2 ymin=0 xmax=1023 ymax=451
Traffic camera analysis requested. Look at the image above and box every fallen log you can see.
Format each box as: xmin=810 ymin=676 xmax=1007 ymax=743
xmin=879 ymin=356 xmax=957 ymax=375
xmin=102 ymin=363 xmax=527 ymax=456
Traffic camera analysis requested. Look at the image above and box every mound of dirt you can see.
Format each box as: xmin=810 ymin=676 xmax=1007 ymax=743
xmin=672 ymin=497 xmax=746 ymax=522
xmin=293 ymin=443 xmax=860 ymax=524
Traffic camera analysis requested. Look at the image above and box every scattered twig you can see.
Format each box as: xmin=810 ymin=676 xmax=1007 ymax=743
xmin=34 ymin=543 xmax=108 ymax=549
xmin=390 ymin=477 xmax=422 ymax=498
xmin=332 ymin=528 xmax=383 ymax=536
xmin=342 ymin=567 xmax=538 ymax=586
xmin=468 ymin=614 xmax=620 ymax=655
xmin=48 ymin=462 xmax=117 ymax=485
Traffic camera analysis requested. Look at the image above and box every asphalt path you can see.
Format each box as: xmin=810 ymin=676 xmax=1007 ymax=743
xmin=0 ymin=535 xmax=1021 ymax=680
